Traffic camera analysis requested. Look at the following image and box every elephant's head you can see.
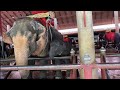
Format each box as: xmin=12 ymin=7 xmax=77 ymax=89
xmin=2 ymin=17 xmax=47 ymax=79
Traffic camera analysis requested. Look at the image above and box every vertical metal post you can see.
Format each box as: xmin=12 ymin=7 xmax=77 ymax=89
xmin=100 ymin=47 xmax=107 ymax=79
xmin=0 ymin=11 xmax=2 ymax=58
xmin=0 ymin=11 xmax=5 ymax=59
xmin=70 ymin=48 xmax=77 ymax=79
xmin=76 ymin=11 xmax=98 ymax=79
xmin=114 ymin=11 xmax=119 ymax=33
xmin=0 ymin=11 xmax=2 ymax=36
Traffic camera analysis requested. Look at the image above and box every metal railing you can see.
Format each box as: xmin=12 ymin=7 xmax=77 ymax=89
xmin=0 ymin=48 xmax=120 ymax=79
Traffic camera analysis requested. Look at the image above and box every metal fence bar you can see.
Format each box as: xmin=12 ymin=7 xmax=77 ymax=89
xmin=1 ymin=54 xmax=120 ymax=62
xmin=0 ymin=56 xmax=71 ymax=62
xmin=1 ymin=63 xmax=120 ymax=71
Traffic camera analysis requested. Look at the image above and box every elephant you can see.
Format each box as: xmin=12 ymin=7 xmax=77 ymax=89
xmin=2 ymin=17 xmax=72 ymax=79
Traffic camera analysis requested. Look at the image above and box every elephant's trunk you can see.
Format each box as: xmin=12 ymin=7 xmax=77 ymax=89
xmin=12 ymin=34 xmax=30 ymax=79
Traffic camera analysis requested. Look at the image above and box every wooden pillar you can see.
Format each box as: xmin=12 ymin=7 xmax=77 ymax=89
xmin=114 ymin=11 xmax=119 ymax=33
xmin=76 ymin=11 xmax=98 ymax=79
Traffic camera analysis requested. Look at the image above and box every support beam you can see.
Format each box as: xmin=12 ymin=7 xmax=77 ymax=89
xmin=24 ymin=11 xmax=31 ymax=15
xmin=76 ymin=11 xmax=98 ymax=79
xmin=58 ymin=23 xmax=120 ymax=35
xmin=1 ymin=14 xmax=13 ymax=26
xmin=1 ymin=11 xmax=14 ymax=23
xmin=7 ymin=11 xmax=17 ymax=21
xmin=114 ymin=11 xmax=119 ymax=33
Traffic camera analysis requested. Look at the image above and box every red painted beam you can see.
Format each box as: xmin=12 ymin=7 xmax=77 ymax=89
xmin=7 ymin=11 xmax=17 ymax=21
xmin=84 ymin=66 xmax=92 ymax=79
xmin=2 ymin=11 xmax=15 ymax=22
xmin=1 ymin=12 xmax=13 ymax=26
xmin=24 ymin=11 xmax=31 ymax=15
xmin=19 ymin=11 xmax=27 ymax=16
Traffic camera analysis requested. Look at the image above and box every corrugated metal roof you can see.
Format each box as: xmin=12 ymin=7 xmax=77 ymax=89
xmin=0 ymin=11 xmax=119 ymax=35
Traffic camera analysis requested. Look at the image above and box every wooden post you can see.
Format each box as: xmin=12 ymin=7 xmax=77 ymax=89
xmin=114 ymin=11 xmax=119 ymax=33
xmin=76 ymin=11 xmax=98 ymax=79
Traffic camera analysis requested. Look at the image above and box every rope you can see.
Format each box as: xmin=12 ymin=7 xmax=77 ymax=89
xmin=27 ymin=12 xmax=50 ymax=18
xmin=40 ymin=17 xmax=54 ymax=53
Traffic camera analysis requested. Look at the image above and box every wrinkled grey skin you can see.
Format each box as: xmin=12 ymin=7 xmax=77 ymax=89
xmin=49 ymin=40 xmax=71 ymax=78
xmin=3 ymin=17 xmax=48 ymax=79
xmin=3 ymin=17 xmax=72 ymax=79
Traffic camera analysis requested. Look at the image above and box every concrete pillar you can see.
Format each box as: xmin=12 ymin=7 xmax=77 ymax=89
xmin=114 ymin=11 xmax=119 ymax=33
xmin=76 ymin=11 xmax=98 ymax=79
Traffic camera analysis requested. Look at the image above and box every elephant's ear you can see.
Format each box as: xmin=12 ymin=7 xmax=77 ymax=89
xmin=30 ymin=21 xmax=46 ymax=33
xmin=2 ymin=32 xmax=13 ymax=44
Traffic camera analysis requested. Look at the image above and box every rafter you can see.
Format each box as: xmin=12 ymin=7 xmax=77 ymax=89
xmin=13 ymin=11 xmax=22 ymax=18
xmin=24 ymin=11 xmax=31 ymax=15
xmin=1 ymin=13 xmax=13 ymax=26
xmin=2 ymin=11 xmax=15 ymax=22
xmin=19 ymin=11 xmax=26 ymax=16
xmin=7 ymin=11 xmax=18 ymax=21
xmin=1 ymin=19 xmax=7 ymax=32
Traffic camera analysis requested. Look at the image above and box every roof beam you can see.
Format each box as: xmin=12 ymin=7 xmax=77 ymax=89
xmin=7 ymin=11 xmax=18 ymax=21
xmin=2 ymin=11 xmax=15 ymax=22
xmin=1 ymin=19 xmax=7 ymax=32
xmin=1 ymin=13 xmax=13 ymax=26
xmin=12 ymin=11 xmax=22 ymax=18
xmin=24 ymin=11 xmax=31 ymax=15
xmin=19 ymin=11 xmax=27 ymax=16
